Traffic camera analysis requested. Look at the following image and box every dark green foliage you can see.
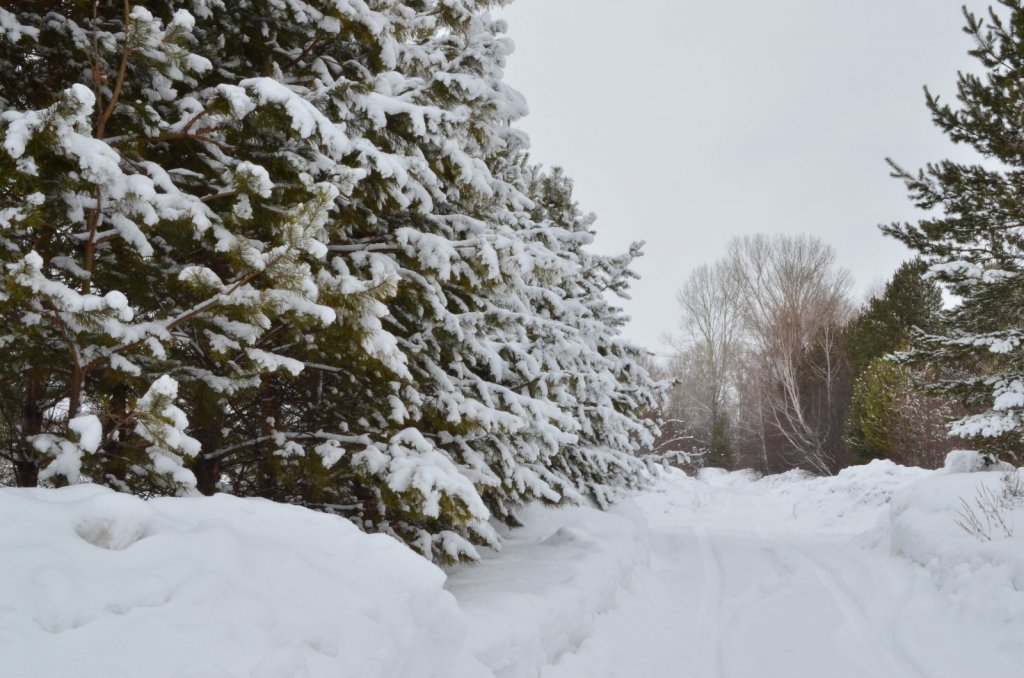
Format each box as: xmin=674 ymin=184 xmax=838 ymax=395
xmin=845 ymin=358 xmax=954 ymax=467
xmin=842 ymin=260 xmax=951 ymax=465
xmin=843 ymin=260 xmax=943 ymax=379
xmin=706 ymin=414 xmax=735 ymax=469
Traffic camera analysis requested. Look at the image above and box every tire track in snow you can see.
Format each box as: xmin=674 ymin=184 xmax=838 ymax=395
xmin=694 ymin=526 xmax=726 ymax=678
xmin=764 ymin=535 xmax=927 ymax=678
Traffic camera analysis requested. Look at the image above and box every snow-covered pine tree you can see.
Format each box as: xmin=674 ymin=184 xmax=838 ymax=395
xmin=520 ymin=167 xmax=663 ymax=509
xmin=253 ymin=1 xmax=663 ymax=560
xmin=176 ymin=0 xmax=561 ymax=560
xmin=194 ymin=1 xmax=663 ymax=559
xmin=0 ymin=0 xmax=662 ymax=562
xmin=884 ymin=1 xmax=1024 ymax=457
xmin=0 ymin=2 xmax=392 ymax=491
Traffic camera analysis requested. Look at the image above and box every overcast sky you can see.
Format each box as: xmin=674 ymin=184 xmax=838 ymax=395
xmin=498 ymin=0 xmax=984 ymax=354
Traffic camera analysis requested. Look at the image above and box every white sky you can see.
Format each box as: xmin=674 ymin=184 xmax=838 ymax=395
xmin=498 ymin=0 xmax=985 ymax=354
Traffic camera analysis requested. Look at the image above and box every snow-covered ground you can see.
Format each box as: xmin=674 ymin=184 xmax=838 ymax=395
xmin=3 ymin=453 xmax=1023 ymax=677
xmin=0 ymin=486 xmax=489 ymax=678
xmin=532 ymin=458 xmax=1024 ymax=678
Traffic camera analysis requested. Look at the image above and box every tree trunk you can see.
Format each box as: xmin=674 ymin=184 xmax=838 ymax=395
xmin=104 ymin=382 xmax=131 ymax=483
xmin=191 ymin=454 xmax=221 ymax=496
xmin=17 ymin=366 xmax=46 ymax=487
xmin=14 ymin=459 xmax=38 ymax=487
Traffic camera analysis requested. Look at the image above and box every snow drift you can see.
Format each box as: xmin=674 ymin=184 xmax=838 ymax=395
xmin=688 ymin=460 xmax=929 ymax=534
xmin=0 ymin=485 xmax=488 ymax=678
xmin=885 ymin=451 xmax=1024 ymax=592
xmin=0 ymin=485 xmax=649 ymax=678
xmin=6 ymin=455 xmax=1024 ymax=678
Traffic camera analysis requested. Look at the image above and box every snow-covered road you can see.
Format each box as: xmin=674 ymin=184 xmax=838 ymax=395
xmin=6 ymin=459 xmax=1022 ymax=677
xmin=543 ymin=487 xmax=936 ymax=678
xmin=453 ymin=464 xmax=1024 ymax=678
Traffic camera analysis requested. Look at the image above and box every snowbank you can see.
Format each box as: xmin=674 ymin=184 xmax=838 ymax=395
xmin=885 ymin=451 xmax=1024 ymax=592
xmin=0 ymin=485 xmax=651 ymax=678
xmin=766 ymin=460 xmax=931 ymax=533
xmin=686 ymin=460 xmax=928 ymax=534
xmin=446 ymin=501 xmax=649 ymax=678
xmin=0 ymin=484 xmax=488 ymax=678
xmin=676 ymin=456 xmax=1024 ymax=599
xmin=11 ymin=457 xmax=1021 ymax=678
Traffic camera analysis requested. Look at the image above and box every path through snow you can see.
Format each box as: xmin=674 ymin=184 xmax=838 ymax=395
xmin=451 ymin=464 xmax=1024 ymax=678
xmin=5 ymin=460 xmax=1022 ymax=677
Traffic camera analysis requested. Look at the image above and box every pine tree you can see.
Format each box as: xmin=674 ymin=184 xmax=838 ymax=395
xmin=843 ymin=260 xmax=942 ymax=379
xmin=521 ymin=166 xmax=663 ymax=507
xmin=845 ymin=358 xmax=955 ymax=467
xmin=0 ymin=2 xmax=392 ymax=493
xmin=175 ymin=0 xmax=523 ymax=560
xmin=883 ymin=1 xmax=1024 ymax=457
xmin=843 ymin=260 xmax=948 ymax=463
xmin=0 ymin=1 xmax=663 ymax=562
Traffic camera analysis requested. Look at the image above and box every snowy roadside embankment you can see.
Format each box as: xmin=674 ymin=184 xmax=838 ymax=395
xmin=445 ymin=501 xmax=650 ymax=678
xmin=687 ymin=460 xmax=928 ymax=535
xmin=883 ymin=451 xmax=1024 ymax=593
xmin=0 ymin=485 xmax=649 ymax=678
xmin=0 ymin=485 xmax=490 ymax=678
xmin=693 ymin=454 xmax=1024 ymax=600
xmin=759 ymin=460 xmax=931 ymax=533
xmin=7 ymin=457 xmax=1024 ymax=678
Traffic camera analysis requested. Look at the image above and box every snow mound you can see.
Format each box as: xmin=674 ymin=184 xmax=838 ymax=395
xmin=446 ymin=501 xmax=649 ymax=678
xmin=697 ymin=466 xmax=762 ymax=485
xmin=940 ymin=449 xmax=1015 ymax=475
xmin=771 ymin=460 xmax=930 ymax=532
xmin=677 ymin=461 xmax=928 ymax=534
xmin=886 ymin=465 xmax=1024 ymax=592
xmin=0 ymin=485 xmax=488 ymax=678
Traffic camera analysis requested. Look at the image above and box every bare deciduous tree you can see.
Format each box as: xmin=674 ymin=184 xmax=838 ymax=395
xmin=669 ymin=262 xmax=743 ymax=466
xmin=668 ymin=234 xmax=854 ymax=474
xmin=725 ymin=234 xmax=852 ymax=473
